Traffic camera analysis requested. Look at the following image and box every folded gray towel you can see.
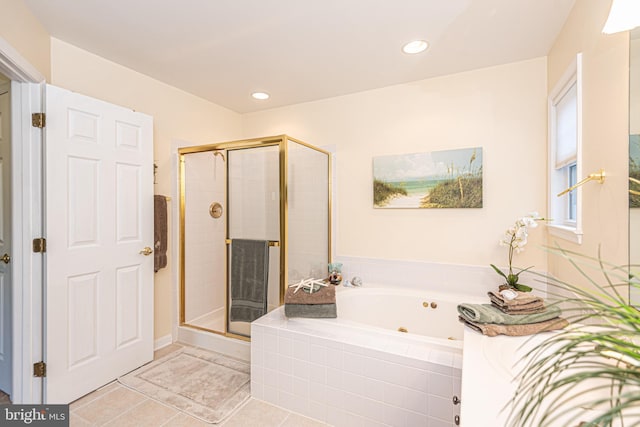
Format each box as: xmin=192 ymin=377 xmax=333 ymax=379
xmin=284 ymin=303 xmax=337 ymax=318
xmin=229 ymin=239 xmax=269 ymax=323
xmin=457 ymin=303 xmax=561 ymax=325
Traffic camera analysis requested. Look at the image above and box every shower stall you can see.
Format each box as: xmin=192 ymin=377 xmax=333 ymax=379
xmin=178 ymin=135 xmax=330 ymax=340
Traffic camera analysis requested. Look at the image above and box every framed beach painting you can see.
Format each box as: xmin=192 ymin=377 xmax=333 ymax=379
xmin=373 ymin=147 xmax=483 ymax=209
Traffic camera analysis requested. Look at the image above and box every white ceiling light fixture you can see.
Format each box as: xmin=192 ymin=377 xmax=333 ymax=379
xmin=402 ymin=40 xmax=429 ymax=54
xmin=603 ymin=0 xmax=640 ymax=34
xmin=251 ymin=92 xmax=270 ymax=100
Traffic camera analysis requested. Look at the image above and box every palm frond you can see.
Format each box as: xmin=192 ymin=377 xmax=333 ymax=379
xmin=507 ymin=248 xmax=640 ymax=427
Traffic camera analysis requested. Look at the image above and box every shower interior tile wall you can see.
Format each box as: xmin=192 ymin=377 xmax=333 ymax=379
xmin=184 ymin=152 xmax=226 ymax=324
xmin=228 ymin=148 xmax=279 ymax=240
xmin=251 ymin=322 xmax=461 ymax=427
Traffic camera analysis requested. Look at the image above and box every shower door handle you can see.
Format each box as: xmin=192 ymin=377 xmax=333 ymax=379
xmin=139 ymin=247 xmax=153 ymax=256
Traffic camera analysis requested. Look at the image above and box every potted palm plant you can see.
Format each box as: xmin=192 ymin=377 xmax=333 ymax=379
xmin=507 ymin=247 xmax=640 ymax=427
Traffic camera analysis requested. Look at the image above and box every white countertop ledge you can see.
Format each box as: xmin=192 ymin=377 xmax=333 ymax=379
xmin=460 ymin=327 xmax=561 ymax=427
xmin=460 ymin=324 xmax=614 ymax=427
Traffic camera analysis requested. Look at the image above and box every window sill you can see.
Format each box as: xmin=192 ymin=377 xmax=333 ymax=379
xmin=547 ymin=223 xmax=583 ymax=244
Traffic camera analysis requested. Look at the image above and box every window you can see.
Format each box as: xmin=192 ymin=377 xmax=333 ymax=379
xmin=548 ymin=54 xmax=583 ymax=243
xmin=568 ymin=163 xmax=577 ymax=221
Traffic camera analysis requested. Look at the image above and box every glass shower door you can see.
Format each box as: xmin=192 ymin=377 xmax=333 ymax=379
xmin=227 ymin=145 xmax=281 ymax=337
xmin=286 ymin=139 xmax=330 ymax=284
xmin=182 ymin=151 xmax=227 ymax=334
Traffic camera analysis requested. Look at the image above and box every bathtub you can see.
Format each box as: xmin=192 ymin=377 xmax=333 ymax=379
xmin=337 ymin=286 xmax=467 ymax=343
xmin=251 ymin=285 xmax=483 ymax=427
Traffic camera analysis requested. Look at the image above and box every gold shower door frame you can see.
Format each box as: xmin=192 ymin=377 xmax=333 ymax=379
xmin=178 ymin=135 xmax=332 ymax=341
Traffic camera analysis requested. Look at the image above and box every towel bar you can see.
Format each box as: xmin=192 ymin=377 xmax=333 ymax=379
xmin=557 ymin=169 xmax=605 ymax=197
xmin=630 ymin=177 xmax=640 ymax=195
xmin=225 ymin=239 xmax=280 ymax=247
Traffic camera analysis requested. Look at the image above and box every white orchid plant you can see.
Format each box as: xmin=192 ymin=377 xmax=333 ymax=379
xmin=490 ymin=212 xmax=545 ymax=292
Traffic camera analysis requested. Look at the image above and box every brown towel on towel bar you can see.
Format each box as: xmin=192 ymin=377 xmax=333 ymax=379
xmin=154 ymin=195 xmax=168 ymax=272
xmin=285 ymin=284 xmax=336 ymax=305
xmin=459 ymin=316 xmax=568 ymax=337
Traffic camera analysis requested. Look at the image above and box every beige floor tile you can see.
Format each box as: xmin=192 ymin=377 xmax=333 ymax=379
xmin=74 ymin=385 xmax=146 ymax=425
xmin=0 ymin=390 xmax=11 ymax=405
xmin=161 ymin=412 xmax=211 ymax=427
xmin=221 ymin=399 xmax=289 ymax=427
xmin=282 ymin=413 xmax=329 ymax=427
xmin=154 ymin=343 xmax=183 ymax=360
xmin=70 ymin=381 xmax=120 ymax=410
xmin=60 ymin=344 xmax=327 ymax=427
xmin=69 ymin=413 xmax=92 ymax=427
xmin=104 ymin=399 xmax=178 ymax=427
xmin=69 ymin=343 xmax=180 ymax=412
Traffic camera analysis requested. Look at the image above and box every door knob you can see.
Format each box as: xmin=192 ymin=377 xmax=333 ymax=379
xmin=139 ymin=247 xmax=153 ymax=256
xmin=0 ymin=253 xmax=10 ymax=264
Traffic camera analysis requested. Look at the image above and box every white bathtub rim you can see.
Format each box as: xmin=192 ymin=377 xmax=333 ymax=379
xmin=257 ymin=283 xmax=486 ymax=369
xmin=254 ymin=306 xmax=463 ymax=371
xmin=291 ymin=313 xmax=463 ymax=351
xmin=268 ymin=284 xmax=471 ymax=350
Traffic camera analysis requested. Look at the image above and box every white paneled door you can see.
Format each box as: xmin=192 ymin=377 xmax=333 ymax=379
xmin=45 ymin=85 xmax=154 ymax=404
xmin=0 ymin=82 xmax=12 ymax=397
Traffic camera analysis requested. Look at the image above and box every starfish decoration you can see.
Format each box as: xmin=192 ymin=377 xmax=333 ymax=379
xmin=288 ymin=277 xmax=328 ymax=294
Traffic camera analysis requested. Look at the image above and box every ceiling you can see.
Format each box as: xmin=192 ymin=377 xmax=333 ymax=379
xmin=24 ymin=0 xmax=575 ymax=114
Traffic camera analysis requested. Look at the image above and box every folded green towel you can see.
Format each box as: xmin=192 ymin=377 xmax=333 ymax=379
xmin=284 ymin=303 xmax=337 ymax=318
xmin=457 ymin=303 xmax=561 ymax=325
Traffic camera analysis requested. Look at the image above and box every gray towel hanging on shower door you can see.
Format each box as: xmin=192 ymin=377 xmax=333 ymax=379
xmin=229 ymin=239 xmax=270 ymax=323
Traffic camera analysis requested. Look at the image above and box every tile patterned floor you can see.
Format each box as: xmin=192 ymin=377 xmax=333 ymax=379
xmin=69 ymin=344 xmax=329 ymax=426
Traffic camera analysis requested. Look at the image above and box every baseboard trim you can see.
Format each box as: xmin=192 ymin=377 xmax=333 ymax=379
xmin=154 ymin=334 xmax=173 ymax=351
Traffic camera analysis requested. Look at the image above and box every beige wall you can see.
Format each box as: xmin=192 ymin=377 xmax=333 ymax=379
xmin=546 ymin=0 xmax=629 ymax=288
xmin=0 ymin=0 xmax=50 ymax=80
xmin=8 ymin=0 xmax=631 ymax=338
xmin=50 ymin=38 xmax=243 ymax=339
xmin=243 ymin=58 xmax=549 ymax=274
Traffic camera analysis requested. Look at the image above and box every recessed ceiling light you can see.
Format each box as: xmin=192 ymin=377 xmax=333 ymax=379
xmin=252 ymin=92 xmax=270 ymax=100
xmin=402 ymin=40 xmax=429 ymax=55
xmin=602 ymin=0 xmax=640 ymax=33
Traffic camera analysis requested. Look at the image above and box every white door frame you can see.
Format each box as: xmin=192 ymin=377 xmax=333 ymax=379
xmin=0 ymin=36 xmax=45 ymax=404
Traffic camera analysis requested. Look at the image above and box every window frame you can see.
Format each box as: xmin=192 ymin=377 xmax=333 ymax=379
xmin=548 ymin=53 xmax=583 ymax=244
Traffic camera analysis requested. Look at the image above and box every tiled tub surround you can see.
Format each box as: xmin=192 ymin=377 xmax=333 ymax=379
xmin=334 ymin=256 xmax=547 ymax=299
xmin=251 ymin=285 xmax=484 ymax=427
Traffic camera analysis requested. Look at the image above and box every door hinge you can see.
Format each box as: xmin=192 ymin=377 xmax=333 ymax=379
xmin=31 ymin=112 xmax=46 ymax=128
xmin=33 ymin=238 xmax=47 ymax=253
xmin=33 ymin=361 xmax=46 ymax=377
